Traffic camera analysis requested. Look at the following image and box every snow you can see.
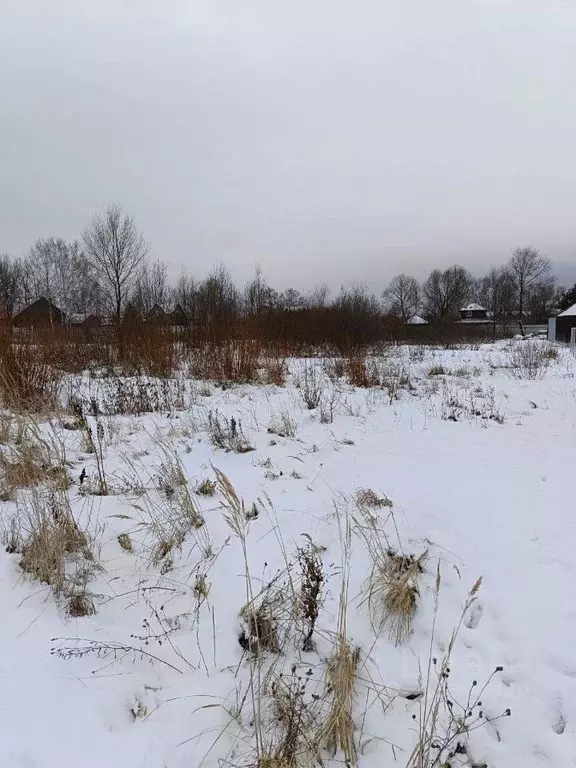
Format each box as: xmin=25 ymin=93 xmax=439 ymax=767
xmin=460 ymin=303 xmax=486 ymax=312
xmin=1 ymin=340 xmax=576 ymax=768
xmin=407 ymin=314 xmax=427 ymax=325
xmin=558 ymin=302 xmax=576 ymax=317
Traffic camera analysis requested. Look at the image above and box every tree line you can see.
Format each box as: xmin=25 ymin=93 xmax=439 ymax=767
xmin=1 ymin=204 xmax=575 ymax=340
xmin=383 ymin=249 xmax=573 ymax=335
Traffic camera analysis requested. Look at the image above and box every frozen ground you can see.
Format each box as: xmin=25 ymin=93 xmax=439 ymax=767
xmin=1 ymin=340 xmax=576 ymax=768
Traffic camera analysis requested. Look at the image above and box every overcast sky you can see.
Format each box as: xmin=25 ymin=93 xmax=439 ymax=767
xmin=2 ymin=0 xmax=576 ymax=290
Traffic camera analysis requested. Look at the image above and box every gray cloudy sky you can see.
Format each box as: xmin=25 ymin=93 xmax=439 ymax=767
xmin=2 ymin=0 xmax=576 ymax=290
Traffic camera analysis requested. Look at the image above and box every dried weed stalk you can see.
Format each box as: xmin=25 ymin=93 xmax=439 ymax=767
xmin=322 ymin=505 xmax=359 ymax=765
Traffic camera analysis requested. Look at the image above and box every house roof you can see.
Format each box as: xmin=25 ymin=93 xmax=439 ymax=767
xmin=460 ymin=303 xmax=486 ymax=312
xmin=407 ymin=314 xmax=427 ymax=325
xmin=558 ymin=302 xmax=576 ymax=317
xmin=14 ymin=297 xmax=65 ymax=323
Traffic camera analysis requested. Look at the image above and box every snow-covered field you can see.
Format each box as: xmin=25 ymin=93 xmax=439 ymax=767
xmin=1 ymin=340 xmax=575 ymax=768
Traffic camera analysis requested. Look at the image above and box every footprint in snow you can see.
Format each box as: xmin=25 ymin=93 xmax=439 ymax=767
xmin=548 ymin=654 xmax=576 ymax=679
xmin=552 ymin=711 xmax=567 ymax=735
xmin=465 ymin=601 xmax=483 ymax=629
xmin=532 ymin=744 xmax=550 ymax=761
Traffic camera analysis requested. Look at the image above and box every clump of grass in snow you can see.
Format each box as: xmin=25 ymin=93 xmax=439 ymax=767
xmin=428 ymin=364 xmax=447 ymax=377
xmin=297 ymin=362 xmax=323 ymax=410
xmin=354 ymin=492 xmax=425 ymax=644
xmin=156 ymin=449 xmax=205 ymax=529
xmin=117 ymin=533 xmax=133 ymax=552
xmin=371 ymin=549 xmax=427 ymax=645
xmin=322 ymin=504 xmax=359 ymax=765
xmin=207 ymin=411 xmax=254 ymax=453
xmin=195 ymin=477 xmax=217 ymax=496
xmin=258 ymin=666 xmax=323 ymax=768
xmin=141 ymin=450 xmax=210 ymax=570
xmin=507 ymin=339 xmax=553 ymax=380
xmin=267 ymin=410 xmax=297 ymax=438
xmin=355 ymin=487 xmax=393 ymax=509
xmin=0 ymin=419 xmax=69 ymax=501
xmin=7 ymin=487 xmax=98 ymax=613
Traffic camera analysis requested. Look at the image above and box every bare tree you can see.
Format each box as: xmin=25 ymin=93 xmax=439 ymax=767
xmin=196 ymin=264 xmax=239 ymax=334
xmin=83 ymin=204 xmax=148 ymax=321
xmin=382 ymin=273 xmax=420 ymax=325
xmin=478 ymin=267 xmax=515 ymax=340
xmin=422 ymin=265 xmax=473 ymax=322
xmin=174 ymin=271 xmax=197 ymax=323
xmin=278 ymin=287 xmax=305 ymax=309
xmin=133 ymin=259 xmax=168 ymax=314
xmin=26 ymin=237 xmax=100 ymax=316
xmin=244 ymin=265 xmax=277 ymax=314
xmin=526 ymin=281 xmax=560 ymax=324
xmin=307 ymin=282 xmax=330 ymax=308
xmin=508 ymin=246 xmax=553 ymax=334
xmin=0 ymin=254 xmax=23 ymax=317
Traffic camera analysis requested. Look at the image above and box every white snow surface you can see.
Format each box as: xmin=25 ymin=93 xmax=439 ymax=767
xmin=558 ymin=302 xmax=576 ymax=317
xmin=1 ymin=340 xmax=576 ymax=768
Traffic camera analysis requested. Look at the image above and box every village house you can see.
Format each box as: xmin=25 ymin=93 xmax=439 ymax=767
xmin=12 ymin=297 xmax=65 ymax=328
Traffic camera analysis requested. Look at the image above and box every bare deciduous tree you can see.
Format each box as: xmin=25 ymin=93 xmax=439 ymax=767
xmin=26 ymin=237 xmax=100 ymax=316
xmin=526 ymin=281 xmax=560 ymax=324
xmin=133 ymin=259 xmax=168 ymax=314
xmin=174 ymin=271 xmax=197 ymax=323
xmin=477 ymin=267 xmax=515 ymax=340
xmin=244 ymin=265 xmax=278 ymax=314
xmin=423 ymin=265 xmax=473 ymax=322
xmin=196 ymin=264 xmax=239 ymax=334
xmin=0 ymin=254 xmax=23 ymax=317
xmin=382 ymin=273 xmax=420 ymax=324
xmin=307 ymin=283 xmax=330 ymax=308
xmin=508 ymin=246 xmax=553 ymax=333
xmin=83 ymin=204 xmax=148 ymax=321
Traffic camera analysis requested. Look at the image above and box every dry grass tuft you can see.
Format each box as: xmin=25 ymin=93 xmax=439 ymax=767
xmin=355 ymin=487 xmax=393 ymax=509
xmin=0 ymin=421 xmax=69 ymax=501
xmin=256 ymin=666 xmax=323 ymax=768
xmin=141 ymin=451 xmax=210 ymax=570
xmin=117 ymin=533 xmax=133 ymax=552
xmin=9 ymin=488 xmax=96 ymax=608
xmin=428 ymin=364 xmax=447 ymax=377
xmin=369 ymin=549 xmax=427 ymax=645
xmin=0 ymin=339 xmax=62 ymax=412
xmin=195 ymin=477 xmax=216 ymax=496
xmin=268 ymin=410 xmax=297 ymax=439
xmin=323 ymin=642 xmax=360 ymax=764
xmin=240 ymin=602 xmax=281 ymax=654
xmin=193 ymin=572 xmax=211 ymax=602
xmin=68 ymin=591 xmax=96 ymax=617
xmin=321 ymin=503 xmax=358 ymax=765
xmin=207 ymin=411 xmax=254 ymax=453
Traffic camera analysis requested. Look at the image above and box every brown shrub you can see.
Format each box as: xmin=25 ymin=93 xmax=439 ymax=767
xmin=0 ymin=337 xmax=62 ymax=411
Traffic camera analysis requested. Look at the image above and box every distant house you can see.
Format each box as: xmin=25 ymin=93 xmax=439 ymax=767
xmin=168 ymin=304 xmax=188 ymax=328
xmin=147 ymin=304 xmax=168 ymax=324
xmin=457 ymin=303 xmax=491 ymax=325
xmin=407 ymin=315 xmax=428 ymax=326
xmin=548 ymin=302 xmax=576 ymax=343
xmin=13 ymin=298 xmax=65 ymax=328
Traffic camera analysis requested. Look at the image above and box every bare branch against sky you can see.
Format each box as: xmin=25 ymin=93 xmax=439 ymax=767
xmin=1 ymin=1 xmax=576 ymax=288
